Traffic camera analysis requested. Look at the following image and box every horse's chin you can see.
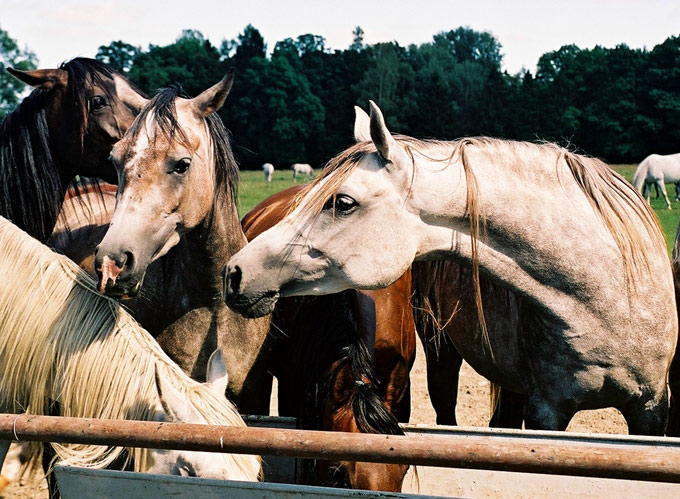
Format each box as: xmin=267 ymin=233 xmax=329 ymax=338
xmin=224 ymin=290 xmax=279 ymax=318
xmin=102 ymin=278 xmax=143 ymax=300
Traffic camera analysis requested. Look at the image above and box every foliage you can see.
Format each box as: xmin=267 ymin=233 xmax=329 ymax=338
xmin=0 ymin=26 xmax=37 ymax=118
xmin=87 ymin=25 xmax=680 ymax=167
xmin=95 ymin=40 xmax=140 ymax=73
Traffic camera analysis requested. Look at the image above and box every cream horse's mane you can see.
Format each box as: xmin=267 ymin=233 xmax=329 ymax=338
xmin=0 ymin=215 xmax=253 ymax=475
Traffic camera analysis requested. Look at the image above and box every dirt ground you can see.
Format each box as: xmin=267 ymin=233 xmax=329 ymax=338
xmin=0 ymin=339 xmax=628 ymax=498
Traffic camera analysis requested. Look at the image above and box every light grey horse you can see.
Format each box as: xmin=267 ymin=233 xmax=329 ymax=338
xmin=292 ymin=162 xmax=314 ymax=181
xmin=225 ymin=102 xmax=677 ymax=436
xmin=262 ymin=162 xmax=274 ymax=183
xmin=632 ymin=152 xmax=680 ymax=209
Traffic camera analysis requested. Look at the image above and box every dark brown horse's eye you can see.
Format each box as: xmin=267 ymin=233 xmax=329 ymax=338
xmin=90 ymin=95 xmax=107 ymax=111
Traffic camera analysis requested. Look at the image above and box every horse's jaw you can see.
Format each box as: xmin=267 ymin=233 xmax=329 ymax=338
xmin=224 ymin=288 xmax=280 ymax=318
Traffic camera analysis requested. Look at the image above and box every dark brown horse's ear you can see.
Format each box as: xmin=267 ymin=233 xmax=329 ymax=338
xmin=6 ymin=67 xmax=68 ymax=89
xmin=191 ymin=68 xmax=235 ymax=117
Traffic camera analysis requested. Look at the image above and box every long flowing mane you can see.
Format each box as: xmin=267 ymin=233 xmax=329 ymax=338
xmin=0 ymin=216 xmax=258 ymax=478
xmin=295 ymin=137 xmax=666 ymax=352
xmin=125 ymin=86 xmax=239 ymax=207
xmin=0 ymin=58 xmax=128 ymax=242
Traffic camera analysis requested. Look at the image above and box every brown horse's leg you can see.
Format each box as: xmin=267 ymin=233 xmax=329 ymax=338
xmin=489 ymin=388 xmax=524 ymax=429
xmin=668 ymin=350 xmax=680 ymax=436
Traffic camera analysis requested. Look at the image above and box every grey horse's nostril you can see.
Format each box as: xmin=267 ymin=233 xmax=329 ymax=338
xmin=228 ymin=265 xmax=242 ymax=295
xmin=122 ymin=250 xmax=134 ymax=270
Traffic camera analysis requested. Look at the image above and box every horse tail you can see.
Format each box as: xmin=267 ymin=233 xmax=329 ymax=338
xmin=632 ymin=158 xmax=649 ymax=192
xmin=489 ymin=382 xmax=501 ymax=419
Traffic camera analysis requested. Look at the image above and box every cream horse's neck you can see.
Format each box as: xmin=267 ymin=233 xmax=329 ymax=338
xmin=408 ymin=141 xmax=662 ymax=322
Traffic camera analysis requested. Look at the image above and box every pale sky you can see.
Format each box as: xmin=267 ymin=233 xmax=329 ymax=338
xmin=2 ymin=0 xmax=679 ymax=75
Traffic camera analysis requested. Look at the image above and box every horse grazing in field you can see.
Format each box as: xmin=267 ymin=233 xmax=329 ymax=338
xmin=0 ymin=58 xmax=147 ymax=242
xmin=292 ymin=162 xmax=314 ymax=181
xmin=262 ymin=162 xmax=274 ymax=183
xmin=0 ymin=215 xmax=261 ymax=487
xmin=241 ymin=185 xmax=413 ymax=491
xmin=632 ymin=152 xmax=680 ymax=209
xmin=92 ymin=73 xmax=273 ymax=414
xmin=225 ymin=102 xmax=676 ymax=435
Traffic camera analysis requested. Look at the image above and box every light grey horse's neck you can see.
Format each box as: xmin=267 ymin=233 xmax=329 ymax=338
xmin=409 ymin=142 xmax=666 ymax=324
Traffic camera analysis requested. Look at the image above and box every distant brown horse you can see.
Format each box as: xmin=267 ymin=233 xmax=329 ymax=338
xmin=242 ymin=185 xmax=414 ymax=491
xmin=1 ymin=57 xmax=147 ymax=242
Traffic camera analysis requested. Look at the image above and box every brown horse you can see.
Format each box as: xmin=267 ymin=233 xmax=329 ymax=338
xmin=242 ymin=185 xmax=414 ymax=491
xmin=1 ymin=58 xmax=147 ymax=242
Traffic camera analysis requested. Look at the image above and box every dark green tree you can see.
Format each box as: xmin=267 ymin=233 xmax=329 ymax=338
xmin=0 ymin=26 xmax=37 ymax=118
xmin=96 ymin=40 xmax=141 ymax=73
xmin=128 ymin=29 xmax=224 ymax=97
xmin=350 ymin=26 xmax=364 ymax=51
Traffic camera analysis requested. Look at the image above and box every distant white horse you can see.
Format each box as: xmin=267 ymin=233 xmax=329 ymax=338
xmin=632 ymin=152 xmax=680 ymax=209
xmin=0 ymin=215 xmax=261 ymax=481
xmin=292 ymin=163 xmax=314 ymax=181
xmin=262 ymin=163 xmax=274 ymax=183
xmin=225 ymin=102 xmax=675 ymax=436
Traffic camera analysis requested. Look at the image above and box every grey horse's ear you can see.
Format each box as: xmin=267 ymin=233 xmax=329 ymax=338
xmin=191 ymin=68 xmax=235 ymax=117
xmin=353 ymin=106 xmax=371 ymax=142
xmin=368 ymin=100 xmax=395 ymax=161
xmin=206 ymin=349 xmax=229 ymax=397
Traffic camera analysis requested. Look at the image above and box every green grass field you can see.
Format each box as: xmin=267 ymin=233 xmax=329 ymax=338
xmin=237 ymin=164 xmax=680 ymax=254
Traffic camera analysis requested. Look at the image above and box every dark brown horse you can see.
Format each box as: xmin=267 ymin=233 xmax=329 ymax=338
xmin=412 ymin=261 xmax=524 ymax=428
xmin=1 ymin=58 xmax=147 ymax=242
xmin=242 ymin=185 xmax=414 ymax=491
xmin=668 ymin=226 xmax=680 ymax=436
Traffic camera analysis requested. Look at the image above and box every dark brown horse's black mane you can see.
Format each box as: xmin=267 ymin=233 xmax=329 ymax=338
xmin=0 ymin=57 xmax=127 ymax=242
xmin=291 ymin=291 xmax=404 ymax=485
xmin=126 ymin=85 xmax=239 ymax=206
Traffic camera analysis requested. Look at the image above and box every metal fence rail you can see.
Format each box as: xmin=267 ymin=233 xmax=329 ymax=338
xmin=1 ymin=413 xmax=680 ymax=483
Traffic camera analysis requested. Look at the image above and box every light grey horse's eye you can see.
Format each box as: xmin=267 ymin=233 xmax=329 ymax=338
xmin=323 ymin=194 xmax=358 ymax=215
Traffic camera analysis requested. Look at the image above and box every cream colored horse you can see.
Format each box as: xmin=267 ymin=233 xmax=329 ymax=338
xmin=292 ymin=162 xmax=314 ymax=181
xmin=632 ymin=152 xmax=680 ymax=209
xmin=0 ymin=215 xmax=261 ymax=481
xmin=225 ymin=102 xmax=676 ymax=434
xmin=263 ymin=163 xmax=274 ymax=183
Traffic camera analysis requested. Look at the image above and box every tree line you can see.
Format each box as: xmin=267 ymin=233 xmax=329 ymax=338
xmin=2 ymin=24 xmax=680 ymax=168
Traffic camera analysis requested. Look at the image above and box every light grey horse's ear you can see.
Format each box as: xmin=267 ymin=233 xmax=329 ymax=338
xmin=191 ymin=68 xmax=235 ymax=117
xmin=353 ymin=106 xmax=371 ymax=142
xmin=206 ymin=349 xmax=229 ymax=397
xmin=155 ymin=366 xmax=204 ymax=423
xmin=368 ymin=100 xmax=395 ymax=161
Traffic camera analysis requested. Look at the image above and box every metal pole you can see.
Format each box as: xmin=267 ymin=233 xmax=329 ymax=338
xmin=1 ymin=413 xmax=680 ymax=483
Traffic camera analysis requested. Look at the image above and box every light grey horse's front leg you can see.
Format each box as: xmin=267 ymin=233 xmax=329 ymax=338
xmin=655 ymin=179 xmax=672 ymax=209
